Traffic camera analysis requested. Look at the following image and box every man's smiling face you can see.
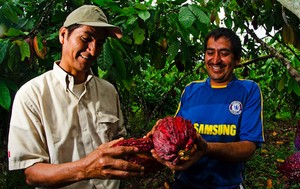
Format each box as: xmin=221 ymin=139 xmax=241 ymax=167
xmin=59 ymin=25 xmax=106 ymax=79
xmin=204 ymin=36 xmax=239 ymax=86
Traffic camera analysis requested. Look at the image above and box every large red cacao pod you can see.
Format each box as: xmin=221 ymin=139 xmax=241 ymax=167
xmin=278 ymin=152 xmax=300 ymax=182
xmin=113 ymin=137 xmax=163 ymax=173
xmin=294 ymin=120 xmax=300 ymax=150
xmin=152 ymin=116 xmax=197 ymax=164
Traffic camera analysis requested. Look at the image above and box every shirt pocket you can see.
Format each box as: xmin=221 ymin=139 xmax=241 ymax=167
xmin=96 ymin=112 xmax=120 ymax=141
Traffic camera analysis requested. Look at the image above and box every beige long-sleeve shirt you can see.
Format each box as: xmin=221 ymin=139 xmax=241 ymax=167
xmin=8 ymin=62 xmax=126 ymax=189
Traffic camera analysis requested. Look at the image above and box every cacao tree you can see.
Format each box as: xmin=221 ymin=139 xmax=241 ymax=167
xmin=1 ymin=0 xmax=300 ymax=188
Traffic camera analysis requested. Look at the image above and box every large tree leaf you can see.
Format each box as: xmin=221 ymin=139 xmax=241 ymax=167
xmin=133 ymin=26 xmax=145 ymax=45
xmin=0 ymin=2 xmax=18 ymax=24
xmin=18 ymin=40 xmax=30 ymax=61
xmin=167 ymin=40 xmax=180 ymax=63
xmin=188 ymin=5 xmax=210 ymax=25
xmin=138 ymin=10 xmax=151 ymax=22
xmin=278 ymin=75 xmax=287 ymax=92
xmin=113 ymin=50 xmax=127 ymax=80
xmin=4 ymin=28 xmax=24 ymax=37
xmin=0 ymin=80 xmax=11 ymax=110
xmin=293 ymin=80 xmax=300 ymax=96
xmin=178 ymin=6 xmax=195 ymax=28
xmin=102 ymin=41 xmax=114 ymax=69
xmin=8 ymin=42 xmax=20 ymax=71
xmin=0 ymin=39 xmax=9 ymax=65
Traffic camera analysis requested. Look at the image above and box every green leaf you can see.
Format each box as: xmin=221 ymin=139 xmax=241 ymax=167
xmin=179 ymin=7 xmax=195 ymax=28
xmin=0 ymin=2 xmax=18 ymax=24
xmin=188 ymin=5 xmax=210 ymax=25
xmin=133 ymin=26 xmax=145 ymax=45
xmin=126 ymin=16 xmax=138 ymax=25
xmin=138 ymin=10 xmax=151 ymax=22
xmin=113 ymin=50 xmax=126 ymax=80
xmin=174 ymin=16 xmax=192 ymax=44
xmin=5 ymin=28 xmax=24 ymax=37
xmin=19 ymin=40 xmax=30 ymax=61
xmin=293 ymin=80 xmax=300 ymax=96
xmin=98 ymin=67 xmax=109 ymax=79
xmin=0 ymin=39 xmax=9 ymax=65
xmin=0 ymin=80 xmax=11 ymax=110
xmin=121 ymin=79 xmax=133 ymax=91
xmin=102 ymin=41 xmax=114 ymax=68
xmin=167 ymin=40 xmax=180 ymax=63
xmin=287 ymin=78 xmax=293 ymax=94
xmin=224 ymin=18 xmax=233 ymax=29
xmin=291 ymin=55 xmax=300 ymax=67
xmin=135 ymin=3 xmax=148 ymax=10
xmin=277 ymin=75 xmax=287 ymax=92
xmin=71 ymin=0 xmax=85 ymax=6
xmin=8 ymin=42 xmax=20 ymax=71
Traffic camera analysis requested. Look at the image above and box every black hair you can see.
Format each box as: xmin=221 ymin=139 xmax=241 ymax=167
xmin=65 ymin=24 xmax=81 ymax=38
xmin=204 ymin=28 xmax=242 ymax=61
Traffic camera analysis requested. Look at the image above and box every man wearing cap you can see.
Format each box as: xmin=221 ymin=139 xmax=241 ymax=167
xmin=8 ymin=5 xmax=143 ymax=189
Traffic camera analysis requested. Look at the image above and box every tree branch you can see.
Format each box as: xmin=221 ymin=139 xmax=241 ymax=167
xmin=237 ymin=54 xmax=274 ymax=68
xmin=29 ymin=0 xmax=56 ymax=37
xmin=245 ymin=27 xmax=300 ymax=85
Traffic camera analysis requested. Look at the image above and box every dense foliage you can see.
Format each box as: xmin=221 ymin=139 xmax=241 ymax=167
xmin=0 ymin=0 xmax=300 ymax=188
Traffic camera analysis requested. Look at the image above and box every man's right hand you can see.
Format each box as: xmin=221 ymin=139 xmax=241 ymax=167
xmin=24 ymin=138 xmax=144 ymax=187
xmin=81 ymin=138 xmax=144 ymax=179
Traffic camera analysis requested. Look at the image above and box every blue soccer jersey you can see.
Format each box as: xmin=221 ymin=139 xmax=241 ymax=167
xmin=175 ymin=76 xmax=264 ymax=189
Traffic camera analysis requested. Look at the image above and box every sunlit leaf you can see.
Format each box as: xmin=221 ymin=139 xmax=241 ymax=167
xmin=178 ymin=6 xmax=195 ymax=28
xmin=126 ymin=16 xmax=138 ymax=25
xmin=188 ymin=5 xmax=210 ymax=25
xmin=5 ymin=28 xmax=24 ymax=37
xmin=138 ymin=10 xmax=150 ymax=21
xmin=135 ymin=3 xmax=147 ymax=10
xmin=98 ymin=67 xmax=108 ymax=79
xmin=133 ymin=26 xmax=145 ymax=45
xmin=19 ymin=40 xmax=30 ymax=61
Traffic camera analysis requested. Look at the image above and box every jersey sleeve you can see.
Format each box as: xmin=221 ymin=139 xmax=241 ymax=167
xmin=239 ymin=82 xmax=264 ymax=146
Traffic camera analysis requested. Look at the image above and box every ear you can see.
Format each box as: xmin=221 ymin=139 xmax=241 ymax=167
xmin=59 ymin=27 xmax=67 ymax=44
xmin=234 ymin=56 xmax=241 ymax=68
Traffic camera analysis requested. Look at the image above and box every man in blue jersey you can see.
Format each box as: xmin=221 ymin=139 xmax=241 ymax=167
xmin=151 ymin=28 xmax=264 ymax=189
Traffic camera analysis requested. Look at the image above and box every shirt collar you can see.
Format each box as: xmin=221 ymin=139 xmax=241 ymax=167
xmin=206 ymin=75 xmax=237 ymax=89
xmin=53 ymin=61 xmax=94 ymax=91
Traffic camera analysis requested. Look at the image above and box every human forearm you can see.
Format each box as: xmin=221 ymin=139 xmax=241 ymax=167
xmin=205 ymin=141 xmax=256 ymax=162
xmin=24 ymin=161 xmax=86 ymax=187
xmin=24 ymin=140 xmax=144 ymax=187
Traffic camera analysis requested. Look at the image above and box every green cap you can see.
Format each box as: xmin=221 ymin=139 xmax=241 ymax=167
xmin=63 ymin=5 xmax=122 ymax=39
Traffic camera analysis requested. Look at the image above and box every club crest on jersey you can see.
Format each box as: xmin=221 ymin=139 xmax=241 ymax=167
xmin=229 ymin=101 xmax=243 ymax=115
